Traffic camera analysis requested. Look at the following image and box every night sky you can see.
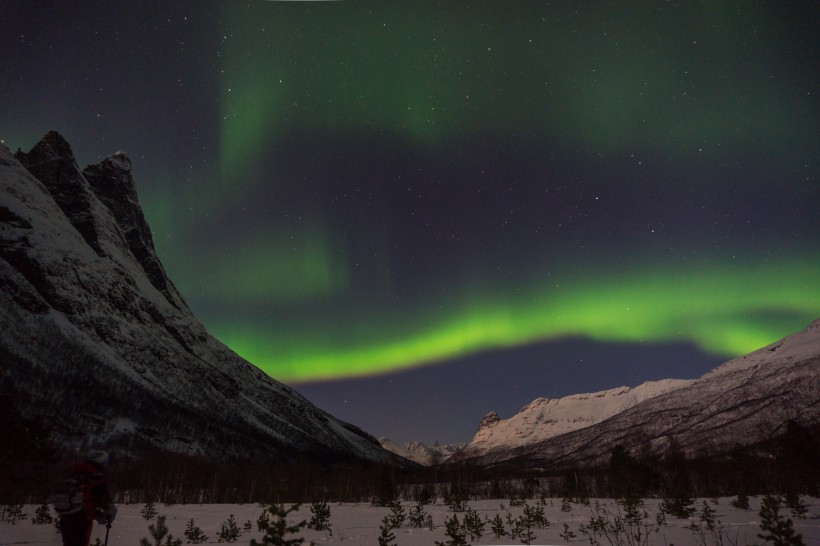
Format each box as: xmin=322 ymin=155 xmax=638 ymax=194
xmin=2 ymin=2 xmax=818 ymax=445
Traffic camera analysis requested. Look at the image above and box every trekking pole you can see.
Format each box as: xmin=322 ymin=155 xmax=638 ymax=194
xmin=104 ymin=517 xmax=112 ymax=546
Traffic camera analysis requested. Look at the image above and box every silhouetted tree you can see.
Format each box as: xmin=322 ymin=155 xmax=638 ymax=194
xmin=608 ymin=445 xmax=650 ymax=497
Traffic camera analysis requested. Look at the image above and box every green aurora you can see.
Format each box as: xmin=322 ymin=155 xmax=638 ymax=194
xmin=211 ymin=254 xmax=818 ymax=382
xmin=218 ymin=2 xmax=812 ymax=176
xmin=4 ymin=1 xmax=814 ymax=387
xmin=197 ymin=2 xmax=819 ymax=382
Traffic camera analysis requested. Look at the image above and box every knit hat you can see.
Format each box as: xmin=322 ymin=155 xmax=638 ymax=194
xmin=86 ymin=450 xmax=109 ymax=467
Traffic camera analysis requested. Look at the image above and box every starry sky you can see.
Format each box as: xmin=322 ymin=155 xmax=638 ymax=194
xmin=2 ymin=1 xmax=818 ymax=445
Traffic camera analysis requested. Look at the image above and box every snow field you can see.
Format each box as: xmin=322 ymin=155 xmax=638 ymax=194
xmin=2 ymin=497 xmax=819 ymax=546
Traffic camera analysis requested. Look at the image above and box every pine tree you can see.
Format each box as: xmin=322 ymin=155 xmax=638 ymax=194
xmin=560 ymin=522 xmax=577 ymax=542
xmin=140 ymin=515 xmax=182 ymax=546
xmin=699 ymin=500 xmax=717 ymax=530
xmin=731 ymin=491 xmax=751 ymax=510
xmin=218 ymin=514 xmax=241 ymax=543
xmin=784 ymin=493 xmax=808 ymax=519
xmin=257 ymin=510 xmax=271 ymax=532
xmin=377 ymin=516 xmax=397 ymax=546
xmin=32 ymin=503 xmax=53 ymax=524
xmin=141 ymin=501 xmax=159 ymax=520
xmin=250 ymin=503 xmax=307 ymax=546
xmin=620 ymin=495 xmax=646 ymax=528
xmin=307 ymin=501 xmax=332 ymax=533
xmin=512 ymin=513 xmax=536 ymax=545
xmin=523 ymin=502 xmax=549 ymax=528
xmin=387 ymin=499 xmax=406 ymax=528
xmin=444 ymin=482 xmax=467 ymax=512
xmin=183 ymin=518 xmax=208 ymax=544
xmin=408 ymin=501 xmax=430 ymax=528
xmin=4 ymin=504 xmax=27 ymax=524
xmin=687 ymin=499 xmax=735 ymax=546
xmin=435 ymin=514 xmax=468 ymax=546
xmin=462 ymin=508 xmax=484 ymax=541
xmin=757 ymin=495 xmax=805 ymax=546
xmin=660 ymin=488 xmax=696 ymax=518
xmin=489 ymin=513 xmax=506 ymax=539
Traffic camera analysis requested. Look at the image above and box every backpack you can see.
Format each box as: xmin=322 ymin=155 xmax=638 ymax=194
xmin=53 ymin=475 xmax=86 ymax=515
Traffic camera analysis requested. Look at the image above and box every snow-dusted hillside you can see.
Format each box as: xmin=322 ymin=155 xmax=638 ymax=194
xmin=0 ymin=132 xmax=406 ymax=464
xmin=449 ymin=379 xmax=691 ymax=463
xmin=378 ymin=437 xmax=464 ymax=466
xmin=451 ymin=319 xmax=820 ymax=468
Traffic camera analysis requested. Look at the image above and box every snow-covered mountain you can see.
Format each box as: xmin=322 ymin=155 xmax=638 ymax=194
xmin=448 ymin=379 xmax=691 ymax=463
xmin=0 ymin=132 xmax=407 ymax=464
xmin=448 ymin=319 xmax=820 ymax=468
xmin=378 ymin=437 xmax=465 ymax=466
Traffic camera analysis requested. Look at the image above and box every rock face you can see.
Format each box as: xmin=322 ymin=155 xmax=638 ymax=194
xmin=0 ymin=132 xmax=405 ymax=464
xmin=82 ymin=151 xmax=183 ymax=310
xmin=478 ymin=411 xmax=501 ymax=431
xmin=448 ymin=320 xmax=820 ymax=469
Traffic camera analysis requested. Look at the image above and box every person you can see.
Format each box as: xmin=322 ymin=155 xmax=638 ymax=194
xmin=58 ymin=450 xmax=117 ymax=546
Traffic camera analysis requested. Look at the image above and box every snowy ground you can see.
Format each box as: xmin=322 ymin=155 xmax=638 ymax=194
xmin=2 ymin=497 xmax=818 ymax=546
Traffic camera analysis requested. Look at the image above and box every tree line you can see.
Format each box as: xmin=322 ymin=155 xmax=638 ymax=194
xmin=2 ymin=385 xmax=818 ymax=505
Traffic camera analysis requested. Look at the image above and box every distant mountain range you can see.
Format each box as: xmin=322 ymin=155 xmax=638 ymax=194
xmin=0 ymin=132 xmax=407 ymax=465
xmin=446 ymin=319 xmax=819 ymax=468
xmin=378 ymin=437 xmax=464 ymax=466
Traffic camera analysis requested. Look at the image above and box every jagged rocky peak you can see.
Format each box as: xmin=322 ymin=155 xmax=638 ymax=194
xmin=1 ymin=132 xmax=407 ymax=464
xmin=14 ymin=131 xmax=112 ymax=257
xmin=83 ymin=149 xmax=184 ymax=309
xmin=14 ymin=130 xmax=76 ymax=168
xmin=479 ymin=411 xmax=501 ymax=430
xmin=84 ymin=151 xmax=135 ymax=197
xmin=12 ymin=131 xmax=184 ymax=310
xmin=82 ymin=150 xmax=141 ymax=231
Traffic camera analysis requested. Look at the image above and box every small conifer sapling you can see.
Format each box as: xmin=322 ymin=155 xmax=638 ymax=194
xmin=32 ymin=503 xmax=53 ymax=524
xmin=140 ymin=515 xmax=182 ymax=546
xmin=141 ymin=501 xmax=158 ymax=520
xmin=250 ymin=503 xmax=308 ymax=546
xmin=435 ymin=514 xmax=468 ymax=546
xmin=307 ymin=501 xmax=332 ymax=534
xmin=218 ymin=514 xmax=241 ymax=543
xmin=757 ymin=495 xmax=805 ymax=546
xmin=377 ymin=516 xmax=397 ymax=546
xmin=184 ymin=518 xmax=208 ymax=544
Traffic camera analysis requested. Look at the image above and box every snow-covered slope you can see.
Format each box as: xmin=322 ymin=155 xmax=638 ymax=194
xmin=450 ymin=319 xmax=820 ymax=468
xmin=449 ymin=379 xmax=691 ymax=463
xmin=378 ymin=438 xmax=465 ymax=466
xmin=0 ymin=132 xmax=406 ymax=465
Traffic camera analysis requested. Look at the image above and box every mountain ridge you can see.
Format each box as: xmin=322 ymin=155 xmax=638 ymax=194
xmin=0 ymin=132 xmax=407 ymax=465
xmin=449 ymin=378 xmax=692 ymax=463
xmin=447 ymin=319 xmax=820 ymax=468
